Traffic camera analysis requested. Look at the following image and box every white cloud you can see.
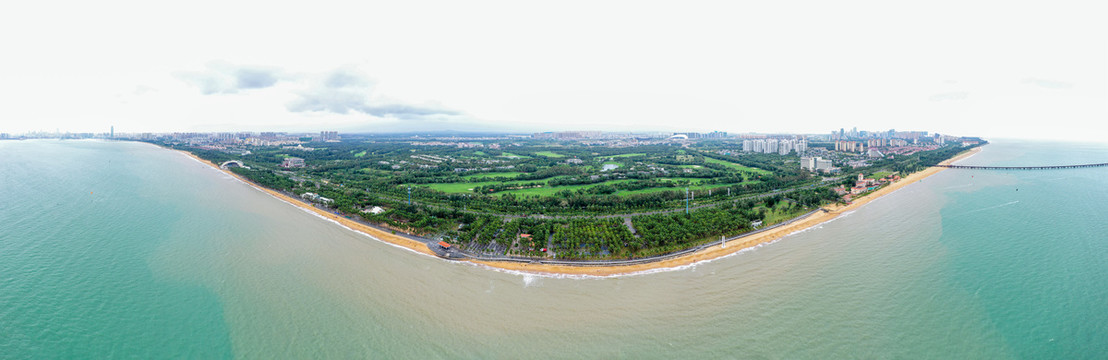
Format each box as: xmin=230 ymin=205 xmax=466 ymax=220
xmin=0 ymin=0 xmax=1104 ymax=140
xmin=286 ymin=68 xmax=461 ymax=119
xmin=175 ymin=62 xmax=284 ymax=95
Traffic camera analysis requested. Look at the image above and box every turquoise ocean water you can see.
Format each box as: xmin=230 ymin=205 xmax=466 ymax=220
xmin=1 ymin=139 xmax=1106 ymax=358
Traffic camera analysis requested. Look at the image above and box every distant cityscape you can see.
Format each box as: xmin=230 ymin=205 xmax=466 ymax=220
xmin=1 ymin=127 xmax=981 ymax=175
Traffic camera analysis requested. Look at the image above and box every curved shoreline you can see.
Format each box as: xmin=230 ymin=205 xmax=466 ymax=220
xmin=172 ymin=144 xmax=982 ymax=277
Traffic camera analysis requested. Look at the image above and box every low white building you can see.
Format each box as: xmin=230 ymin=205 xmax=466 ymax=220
xmin=815 ymin=158 xmax=834 ymax=172
xmin=801 ymin=156 xmax=834 ymax=173
xmin=281 ymin=157 xmax=305 ymax=168
xmin=800 ymin=157 xmax=816 ymax=171
xmin=300 ymin=192 xmax=334 ymax=204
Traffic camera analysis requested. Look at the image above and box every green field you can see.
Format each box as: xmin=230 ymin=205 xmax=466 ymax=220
xmin=761 ymin=201 xmax=809 ymax=224
xmin=460 ymin=172 xmax=523 ymax=180
xmin=353 ymin=151 xmax=366 ymax=157
xmin=869 ymin=171 xmax=893 ymax=179
xmin=419 ymin=182 xmax=486 ymax=193
xmin=534 ymin=151 xmax=564 ymax=158
xmin=498 ymin=152 xmax=532 ymax=159
xmin=419 ymin=180 xmax=538 ymax=193
xmin=417 ymin=174 xmax=547 ymax=193
xmin=497 ymin=179 xmax=635 ymax=197
xmin=704 ymin=157 xmax=771 ymax=174
xmin=615 ymin=180 xmax=760 ymax=196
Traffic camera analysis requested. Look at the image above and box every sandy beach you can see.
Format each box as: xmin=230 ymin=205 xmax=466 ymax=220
xmin=177 ymin=146 xmax=982 ymax=276
xmin=175 ymin=150 xmax=439 ymax=257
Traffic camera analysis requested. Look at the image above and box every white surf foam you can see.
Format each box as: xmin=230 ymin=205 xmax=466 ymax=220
xmin=943 ymin=183 xmax=974 ymax=190
xmin=963 ymin=200 xmax=1020 ymax=215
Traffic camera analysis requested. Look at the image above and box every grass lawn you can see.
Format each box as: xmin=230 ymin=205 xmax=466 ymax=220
xmin=416 ymin=176 xmax=551 ymax=193
xmin=534 ymin=151 xmax=564 ymax=158
xmin=460 ymin=172 xmax=523 ymax=180
xmin=358 ymin=168 xmax=392 ymax=176
xmin=704 ymin=157 xmax=772 ymax=174
xmin=615 ymin=180 xmax=760 ymax=196
xmin=473 ymin=151 xmax=487 ymax=156
xmin=419 ymin=179 xmax=543 ymax=193
xmin=353 ymin=151 xmax=366 ymax=157
xmin=869 ymin=171 xmax=893 ymax=179
xmin=615 ymin=186 xmax=684 ymax=196
xmin=761 ymin=202 xmax=810 ymax=224
xmin=496 ymin=179 xmax=634 ymax=197
xmin=498 ymin=152 xmax=532 ymax=159
xmin=420 ymin=182 xmax=494 ymax=193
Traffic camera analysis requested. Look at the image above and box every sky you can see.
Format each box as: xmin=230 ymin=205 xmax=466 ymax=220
xmin=1 ymin=0 xmax=1105 ymax=141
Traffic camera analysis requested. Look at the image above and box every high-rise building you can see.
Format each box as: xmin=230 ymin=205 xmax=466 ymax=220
xmin=765 ymin=138 xmax=778 ymax=154
xmin=835 ymin=141 xmax=865 ymax=153
xmin=214 ymin=132 xmax=236 ymax=143
xmin=320 ymin=131 xmax=339 ymax=141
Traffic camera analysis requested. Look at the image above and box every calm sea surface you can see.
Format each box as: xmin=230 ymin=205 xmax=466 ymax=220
xmin=2 ymin=139 xmax=1106 ymax=358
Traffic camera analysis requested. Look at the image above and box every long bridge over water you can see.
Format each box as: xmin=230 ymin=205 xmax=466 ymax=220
xmin=935 ymin=163 xmax=1108 ymax=170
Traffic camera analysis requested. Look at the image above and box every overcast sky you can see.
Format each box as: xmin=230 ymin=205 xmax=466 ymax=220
xmin=1 ymin=0 xmax=1104 ymax=140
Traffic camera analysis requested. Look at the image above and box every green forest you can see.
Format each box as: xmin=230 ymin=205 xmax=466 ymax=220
xmin=155 ymin=134 xmax=980 ymax=260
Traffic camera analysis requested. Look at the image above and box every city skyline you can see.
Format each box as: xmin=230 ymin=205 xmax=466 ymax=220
xmin=0 ymin=126 xmax=966 ymax=138
xmin=2 ymin=0 xmax=1105 ymax=141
